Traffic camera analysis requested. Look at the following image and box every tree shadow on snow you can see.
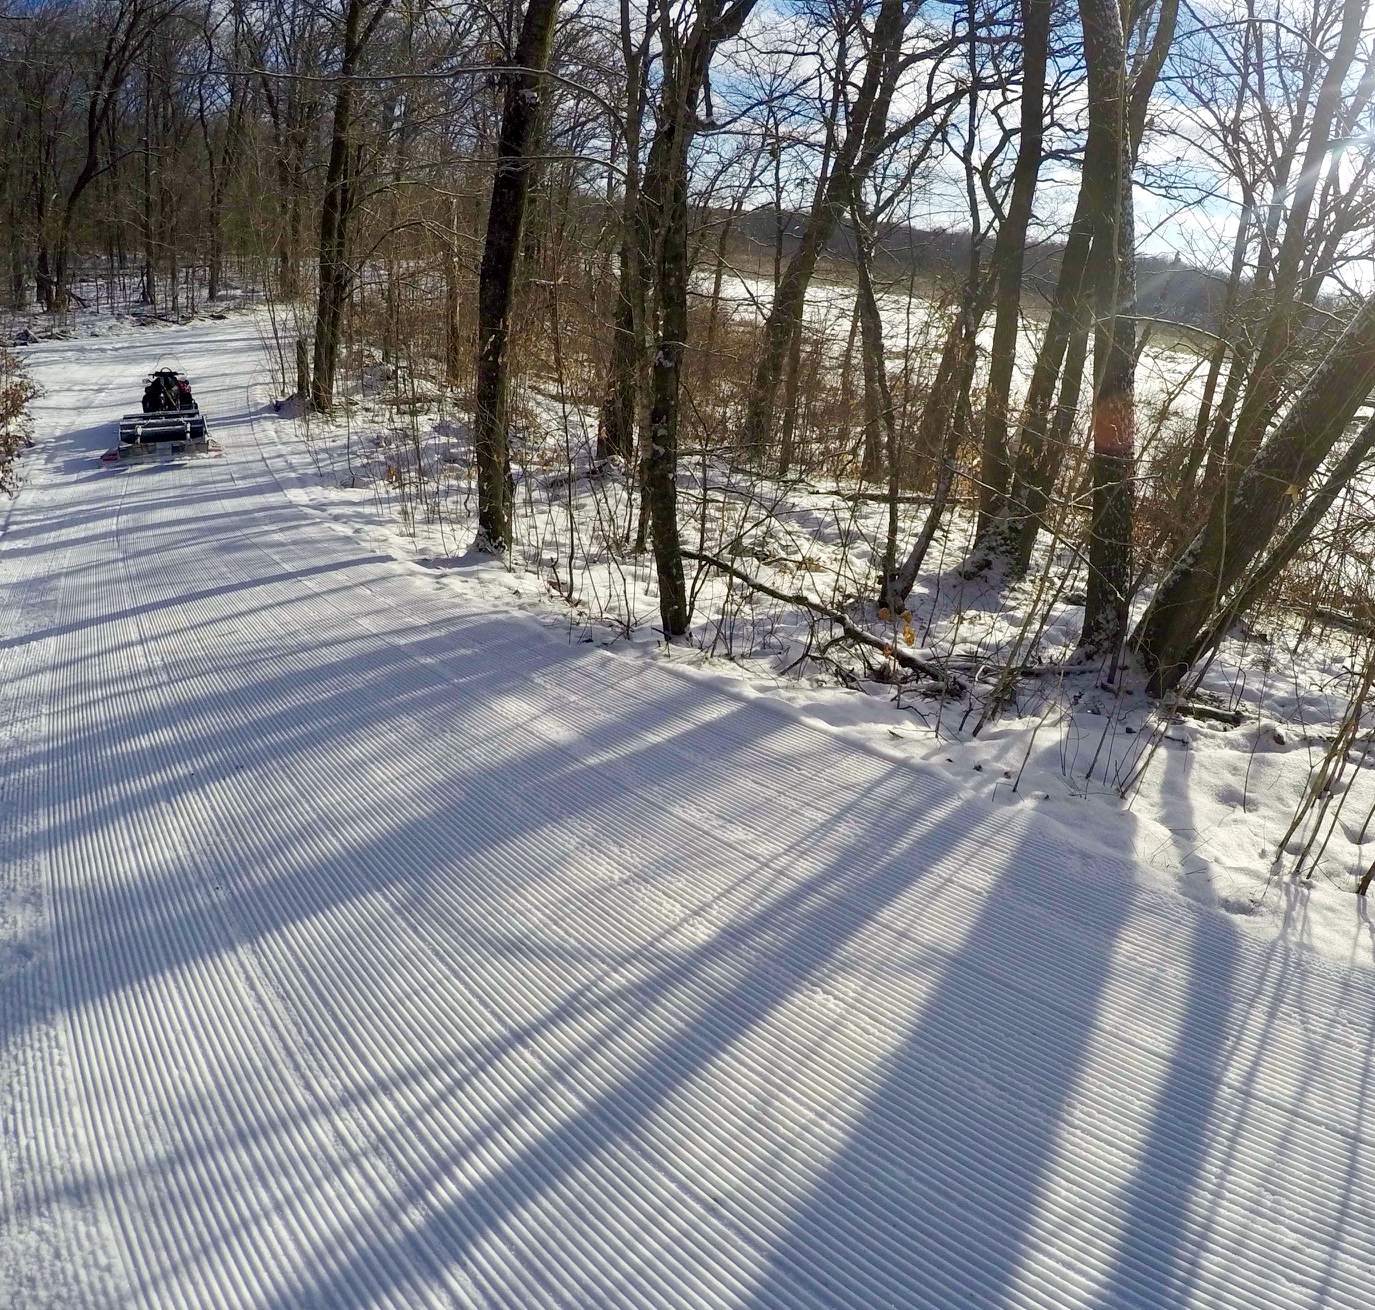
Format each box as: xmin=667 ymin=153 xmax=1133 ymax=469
xmin=6 ymin=444 xmax=1375 ymax=1309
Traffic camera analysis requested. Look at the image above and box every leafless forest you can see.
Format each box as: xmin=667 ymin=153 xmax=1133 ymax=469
xmin=8 ymin=0 xmax=1375 ymax=834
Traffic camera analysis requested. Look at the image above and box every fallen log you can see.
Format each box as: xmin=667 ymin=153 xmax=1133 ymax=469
xmin=1172 ymin=699 xmax=1244 ymax=727
xmin=683 ymin=549 xmax=963 ymax=694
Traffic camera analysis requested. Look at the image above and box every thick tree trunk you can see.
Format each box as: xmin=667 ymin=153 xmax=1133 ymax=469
xmin=308 ymin=123 xmax=352 ymax=411
xmin=1079 ymin=185 xmax=1135 ymax=666
xmin=639 ymin=0 xmax=759 ymax=632
xmin=600 ymin=249 xmax=641 ymax=463
xmin=471 ymin=0 xmax=561 ymax=550
xmin=1075 ymin=0 xmax=1132 ymax=667
xmin=1192 ymin=411 xmax=1375 ymax=664
xmin=36 ymin=247 xmax=57 ymax=313
xmin=859 ymin=303 xmax=883 ymax=484
xmin=644 ymin=159 xmax=692 ymax=635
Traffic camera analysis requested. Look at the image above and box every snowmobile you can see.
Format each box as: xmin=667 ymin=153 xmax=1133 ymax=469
xmin=101 ymin=369 xmax=220 ymax=464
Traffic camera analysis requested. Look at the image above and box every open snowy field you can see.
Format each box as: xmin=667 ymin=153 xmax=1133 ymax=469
xmin=4 ymin=315 xmax=1375 ymax=1307
xmin=696 ymin=266 xmax=1210 ymax=405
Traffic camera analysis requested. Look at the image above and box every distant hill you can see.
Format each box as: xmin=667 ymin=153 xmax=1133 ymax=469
xmin=721 ymin=205 xmax=1230 ymax=334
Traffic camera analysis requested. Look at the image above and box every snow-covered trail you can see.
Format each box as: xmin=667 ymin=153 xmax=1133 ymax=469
xmin=3 ymin=319 xmax=1375 ymax=1309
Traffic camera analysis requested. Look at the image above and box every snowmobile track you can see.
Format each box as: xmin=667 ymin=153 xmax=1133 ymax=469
xmin=3 ymin=322 xmax=1375 ymax=1308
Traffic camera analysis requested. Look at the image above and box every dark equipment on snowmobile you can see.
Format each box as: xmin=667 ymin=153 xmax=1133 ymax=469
xmin=104 ymin=370 xmax=219 ymax=463
xmin=141 ymin=369 xmax=194 ymax=414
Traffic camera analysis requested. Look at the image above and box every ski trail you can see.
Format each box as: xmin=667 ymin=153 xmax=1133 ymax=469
xmin=3 ymin=319 xmax=1375 ymax=1308
xmin=1 ymin=375 xmax=140 ymax=1308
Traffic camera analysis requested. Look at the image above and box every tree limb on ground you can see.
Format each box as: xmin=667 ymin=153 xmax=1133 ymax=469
xmin=1310 ymin=605 xmax=1375 ymax=638
xmin=683 ymin=549 xmax=964 ymax=693
xmin=1170 ymin=700 xmax=1245 ymax=727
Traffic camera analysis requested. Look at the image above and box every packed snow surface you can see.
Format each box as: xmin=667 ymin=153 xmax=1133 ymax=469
xmin=3 ymin=318 xmax=1375 ymax=1308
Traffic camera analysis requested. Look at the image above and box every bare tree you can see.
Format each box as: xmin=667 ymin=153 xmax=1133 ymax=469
xmin=971 ymin=0 xmax=1175 ymax=583
xmin=739 ymin=0 xmax=962 ymax=461
xmin=1222 ymin=0 xmax=1367 ymax=467
xmin=597 ymin=0 xmax=655 ymax=466
xmin=308 ymin=0 xmax=393 ymax=412
xmin=29 ymin=0 xmax=181 ymax=308
xmin=1135 ymin=290 xmax=1375 ymax=692
xmin=1073 ymin=0 xmax=1130 ymax=666
xmin=639 ymin=0 xmax=760 ymax=634
xmin=471 ymin=0 xmax=561 ymax=548
xmin=974 ymin=0 xmax=1050 ymax=530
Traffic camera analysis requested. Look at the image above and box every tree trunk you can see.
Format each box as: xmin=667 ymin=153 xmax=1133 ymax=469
xmin=644 ymin=156 xmax=692 ymax=635
xmin=443 ymin=199 xmax=463 ymax=389
xmin=1079 ymin=186 xmax=1135 ymax=667
xmin=1225 ymin=0 xmax=1364 ymax=467
xmin=310 ymin=0 xmax=393 ymax=413
xmin=973 ymin=0 xmax=1175 ymax=578
xmin=882 ymin=274 xmax=987 ymax=608
xmin=1075 ymin=0 xmax=1132 ymax=667
xmin=971 ymin=190 xmax=1094 ymax=574
xmin=1192 ymin=411 xmax=1375 ymax=665
xmin=859 ymin=299 xmax=883 ymax=484
xmin=703 ymin=202 xmax=740 ymax=366
xmin=739 ymin=0 xmax=910 ymax=456
xmin=308 ymin=138 xmax=351 ymax=408
xmin=597 ymin=0 xmax=649 ymax=465
xmin=600 ymin=250 xmax=642 ymax=462
xmin=1134 ymin=290 xmax=1375 ymax=693
xmin=778 ymin=326 xmax=804 ymax=476
xmin=837 ymin=293 xmax=862 ymax=456
xmin=976 ymin=0 xmax=1051 ymax=529
xmin=471 ymin=0 xmax=561 ymax=550
xmin=141 ymin=61 xmax=156 ymax=311
xmin=1177 ymin=199 xmax=1253 ymax=509
xmin=852 ymin=212 xmax=901 ymax=581
xmin=6 ymin=201 xmax=23 ymax=310
xmin=200 ymin=34 xmax=243 ymax=305
xmin=639 ymin=0 xmax=760 ymax=633
xmin=52 ymin=1 xmax=163 ymax=307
